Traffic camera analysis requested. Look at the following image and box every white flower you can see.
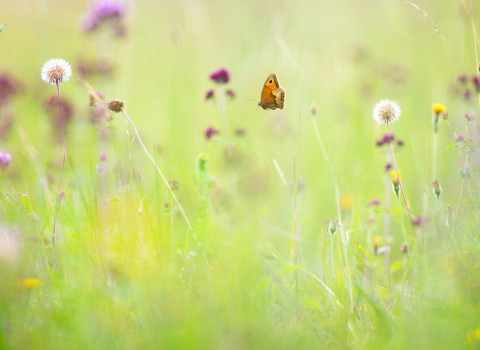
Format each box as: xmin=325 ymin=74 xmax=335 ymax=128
xmin=41 ymin=58 xmax=72 ymax=85
xmin=372 ymin=100 xmax=401 ymax=125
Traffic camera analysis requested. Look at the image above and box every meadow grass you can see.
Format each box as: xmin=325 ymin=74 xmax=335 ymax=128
xmin=1 ymin=0 xmax=480 ymax=349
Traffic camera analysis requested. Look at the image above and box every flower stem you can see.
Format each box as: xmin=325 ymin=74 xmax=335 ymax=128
xmin=120 ymin=108 xmax=210 ymax=268
xmin=387 ymin=123 xmax=415 ymax=231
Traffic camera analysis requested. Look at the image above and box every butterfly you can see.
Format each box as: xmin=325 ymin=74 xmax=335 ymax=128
xmin=258 ymin=73 xmax=285 ymax=110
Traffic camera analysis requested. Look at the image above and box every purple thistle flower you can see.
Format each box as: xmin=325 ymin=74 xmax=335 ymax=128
xmin=226 ymin=89 xmax=235 ymax=98
xmin=204 ymin=126 xmax=219 ymax=139
xmin=464 ymin=89 xmax=472 ymax=102
xmin=464 ymin=113 xmax=476 ymax=122
xmin=79 ymin=0 xmax=127 ymax=35
xmin=473 ymin=76 xmax=480 ymax=92
xmin=43 ymin=95 xmax=75 ymax=132
xmin=91 ymin=0 xmax=126 ymax=19
xmin=210 ymin=68 xmax=230 ymax=84
xmin=0 ymin=152 xmax=11 ymax=171
xmin=457 ymin=74 xmax=467 ymax=84
xmin=411 ymin=215 xmax=429 ymax=227
xmin=397 ymin=140 xmax=404 ymax=147
xmin=205 ymin=89 xmax=215 ymax=100
xmin=454 ymin=135 xmax=465 ymax=143
xmin=375 ymin=139 xmax=384 ymax=147
xmin=0 ymin=73 xmax=21 ymax=105
xmin=385 ymin=163 xmax=392 ymax=172
xmin=382 ymin=133 xmax=395 ymax=143
xmin=367 ymin=199 xmax=381 ymax=206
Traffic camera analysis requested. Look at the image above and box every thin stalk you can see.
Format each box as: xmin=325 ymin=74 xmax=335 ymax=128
xmin=217 ymin=86 xmax=230 ymax=142
xmin=290 ymin=113 xmax=301 ymax=264
xmin=387 ymin=123 xmax=415 ymax=230
xmin=330 ymin=234 xmax=336 ymax=284
xmin=52 ymin=81 xmax=66 ymax=247
xmin=120 ymin=108 xmax=210 ymax=268
xmin=312 ymin=117 xmax=353 ymax=307
xmin=433 ymin=131 xmax=438 ymax=177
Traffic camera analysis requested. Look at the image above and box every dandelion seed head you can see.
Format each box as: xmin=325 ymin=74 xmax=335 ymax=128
xmin=372 ymin=100 xmax=401 ymax=125
xmin=41 ymin=58 xmax=72 ymax=85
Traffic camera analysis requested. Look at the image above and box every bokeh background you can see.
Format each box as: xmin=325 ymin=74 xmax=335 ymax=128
xmin=1 ymin=0 xmax=479 ymax=349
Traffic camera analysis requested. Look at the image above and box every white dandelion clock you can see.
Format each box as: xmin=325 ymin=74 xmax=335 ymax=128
xmin=372 ymin=100 xmax=401 ymax=125
xmin=41 ymin=58 xmax=72 ymax=85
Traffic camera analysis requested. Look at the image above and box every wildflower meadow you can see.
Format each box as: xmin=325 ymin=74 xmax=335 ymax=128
xmin=1 ymin=0 xmax=480 ymax=349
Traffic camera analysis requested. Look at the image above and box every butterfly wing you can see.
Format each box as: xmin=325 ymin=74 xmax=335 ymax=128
xmin=259 ymin=73 xmax=285 ymax=110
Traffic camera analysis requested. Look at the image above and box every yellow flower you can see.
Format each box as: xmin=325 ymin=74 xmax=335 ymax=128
xmin=432 ymin=103 xmax=446 ymax=113
xmin=467 ymin=327 xmax=480 ymax=345
xmin=390 ymin=170 xmax=401 ymax=185
xmin=372 ymin=235 xmax=380 ymax=247
xmin=340 ymin=194 xmax=352 ymax=210
xmin=22 ymin=278 xmax=42 ymax=289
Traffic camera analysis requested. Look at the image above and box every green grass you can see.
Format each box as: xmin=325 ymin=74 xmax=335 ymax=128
xmin=1 ymin=0 xmax=480 ymax=348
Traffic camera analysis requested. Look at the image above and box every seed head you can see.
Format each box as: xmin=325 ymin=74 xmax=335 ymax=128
xmin=107 ymin=99 xmax=125 ymax=113
xmin=41 ymin=58 xmax=72 ymax=85
xmin=310 ymin=103 xmax=318 ymax=116
xmin=400 ymin=241 xmax=409 ymax=253
xmin=372 ymin=100 xmax=401 ymax=125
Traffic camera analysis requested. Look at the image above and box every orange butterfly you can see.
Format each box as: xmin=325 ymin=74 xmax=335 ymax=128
xmin=258 ymin=73 xmax=285 ymax=110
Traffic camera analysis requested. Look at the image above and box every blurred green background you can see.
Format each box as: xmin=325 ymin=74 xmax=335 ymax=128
xmin=0 ymin=0 xmax=479 ymax=348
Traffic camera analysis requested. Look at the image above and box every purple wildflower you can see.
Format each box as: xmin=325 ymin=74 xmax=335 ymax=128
xmin=43 ymin=95 xmax=74 ymax=132
xmin=454 ymin=135 xmax=465 ymax=143
xmin=204 ymin=126 xmax=219 ymax=139
xmin=168 ymin=179 xmax=179 ymax=191
xmin=0 ymin=152 xmax=11 ymax=171
xmin=397 ymin=140 xmax=404 ymax=147
xmin=411 ymin=215 xmax=429 ymax=227
xmin=464 ymin=89 xmax=472 ymax=101
xmin=205 ymin=89 xmax=215 ymax=100
xmin=79 ymin=0 xmax=127 ymax=36
xmin=367 ymin=199 xmax=381 ymax=206
xmin=375 ymin=139 xmax=384 ymax=147
xmin=473 ymin=76 xmax=480 ymax=92
xmin=0 ymin=74 xmax=21 ymax=105
xmin=226 ymin=89 xmax=235 ymax=98
xmin=382 ymin=133 xmax=395 ymax=143
xmin=210 ymin=68 xmax=230 ymax=84
xmin=385 ymin=163 xmax=392 ymax=172
xmin=442 ymin=112 xmax=449 ymax=120
xmin=464 ymin=114 xmax=476 ymax=122
xmin=458 ymin=74 xmax=467 ymax=84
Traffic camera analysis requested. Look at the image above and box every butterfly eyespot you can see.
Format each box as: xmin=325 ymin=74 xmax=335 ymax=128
xmin=269 ymin=80 xmax=272 ymax=83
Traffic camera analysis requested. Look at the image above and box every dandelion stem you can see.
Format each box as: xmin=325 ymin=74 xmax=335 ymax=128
xmin=52 ymin=81 xmax=66 ymax=247
xmin=387 ymin=123 xmax=415 ymax=231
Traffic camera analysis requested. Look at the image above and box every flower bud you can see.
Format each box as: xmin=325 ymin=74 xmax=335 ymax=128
xmin=328 ymin=218 xmax=338 ymax=236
